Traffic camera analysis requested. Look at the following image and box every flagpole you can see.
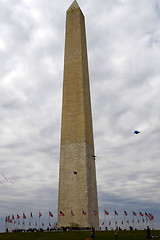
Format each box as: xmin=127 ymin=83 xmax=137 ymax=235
xmin=30 ymin=213 xmax=31 ymax=229
xmin=70 ymin=211 xmax=72 ymax=227
xmin=124 ymin=211 xmax=126 ymax=230
xmin=11 ymin=219 xmax=13 ymax=232
xmin=114 ymin=210 xmax=116 ymax=230
xmin=104 ymin=210 xmax=106 ymax=229
xmin=152 ymin=218 xmax=154 ymax=230
xmin=133 ymin=215 xmax=134 ymax=230
xmin=146 ymin=218 xmax=148 ymax=229
xmin=16 ymin=219 xmax=17 ymax=231
xmin=4 ymin=217 xmax=6 ymax=232
xmin=82 ymin=210 xmax=84 ymax=228
xmin=39 ymin=211 xmax=40 ymax=230
xmin=5 ymin=217 xmax=6 ymax=232
xmin=49 ymin=211 xmax=50 ymax=229
xmin=139 ymin=214 xmax=142 ymax=230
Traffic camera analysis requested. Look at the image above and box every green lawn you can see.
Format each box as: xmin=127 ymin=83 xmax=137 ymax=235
xmin=0 ymin=230 xmax=160 ymax=240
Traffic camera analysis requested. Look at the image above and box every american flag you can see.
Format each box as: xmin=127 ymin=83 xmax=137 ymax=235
xmin=133 ymin=211 xmax=137 ymax=216
xmin=71 ymin=211 xmax=74 ymax=216
xmin=114 ymin=211 xmax=118 ymax=216
xmin=139 ymin=212 xmax=143 ymax=217
xmin=60 ymin=211 xmax=65 ymax=216
xmin=49 ymin=211 xmax=53 ymax=217
xmin=124 ymin=211 xmax=128 ymax=216
xmin=94 ymin=210 xmax=97 ymax=216
xmin=145 ymin=212 xmax=149 ymax=217
xmin=105 ymin=210 xmax=109 ymax=215
xmin=82 ymin=211 xmax=87 ymax=215
xmin=149 ymin=214 xmax=154 ymax=220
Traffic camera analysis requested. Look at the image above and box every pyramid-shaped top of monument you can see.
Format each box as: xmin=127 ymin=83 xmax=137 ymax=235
xmin=67 ymin=0 xmax=81 ymax=12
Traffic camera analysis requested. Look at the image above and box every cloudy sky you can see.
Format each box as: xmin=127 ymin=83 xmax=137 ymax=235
xmin=0 ymin=0 xmax=160 ymax=231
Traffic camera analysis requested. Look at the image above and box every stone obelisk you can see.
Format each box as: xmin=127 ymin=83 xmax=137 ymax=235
xmin=58 ymin=0 xmax=99 ymax=229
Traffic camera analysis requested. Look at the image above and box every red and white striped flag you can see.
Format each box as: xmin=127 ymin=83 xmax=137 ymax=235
xmin=139 ymin=212 xmax=143 ymax=217
xmin=60 ymin=211 xmax=64 ymax=216
xmin=133 ymin=211 xmax=137 ymax=216
xmin=49 ymin=211 xmax=53 ymax=217
xmin=124 ymin=211 xmax=128 ymax=216
xmin=82 ymin=211 xmax=87 ymax=215
xmin=114 ymin=211 xmax=118 ymax=216
xmin=105 ymin=210 xmax=109 ymax=215
xmin=94 ymin=210 xmax=97 ymax=216
xmin=145 ymin=212 xmax=149 ymax=217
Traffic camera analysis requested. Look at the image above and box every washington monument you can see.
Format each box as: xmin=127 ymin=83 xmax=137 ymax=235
xmin=58 ymin=0 xmax=99 ymax=228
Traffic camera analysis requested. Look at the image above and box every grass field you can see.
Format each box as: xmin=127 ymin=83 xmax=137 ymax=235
xmin=0 ymin=230 xmax=160 ymax=240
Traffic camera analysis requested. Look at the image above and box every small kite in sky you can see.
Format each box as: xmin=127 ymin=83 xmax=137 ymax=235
xmin=2 ymin=174 xmax=15 ymax=184
xmin=134 ymin=130 xmax=140 ymax=134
